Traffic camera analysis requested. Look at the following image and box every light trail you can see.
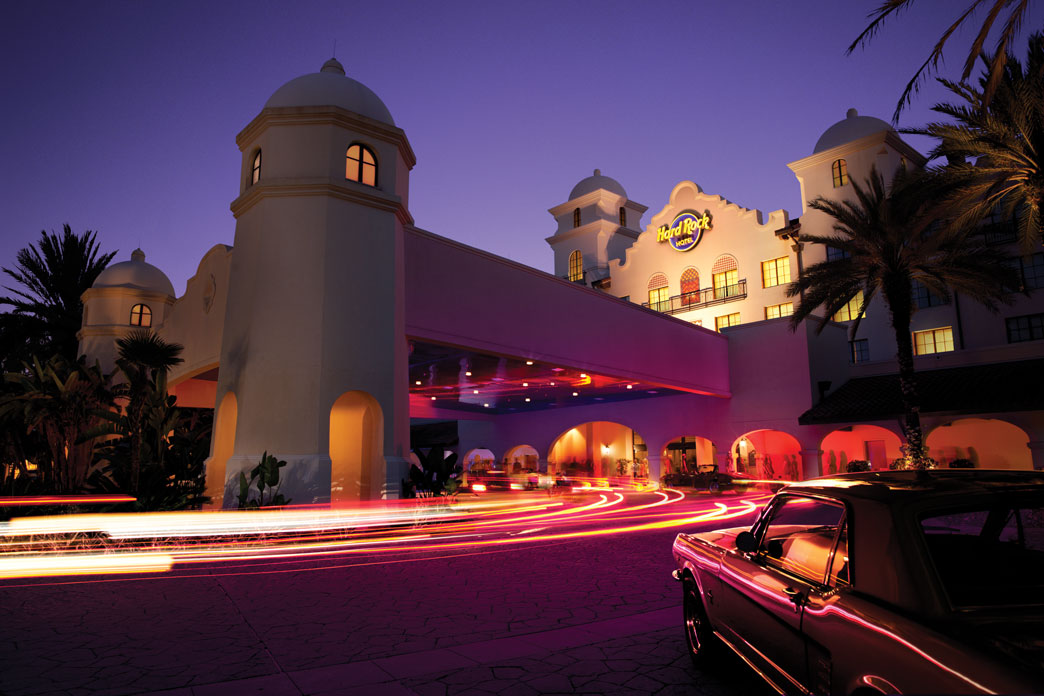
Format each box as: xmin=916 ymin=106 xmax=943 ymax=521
xmin=0 ymin=486 xmax=770 ymax=581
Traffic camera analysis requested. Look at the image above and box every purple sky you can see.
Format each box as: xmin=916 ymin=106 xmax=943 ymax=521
xmin=1 ymin=1 xmax=1030 ymax=296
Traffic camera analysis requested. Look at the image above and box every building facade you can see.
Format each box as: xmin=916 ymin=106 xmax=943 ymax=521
xmin=78 ymin=64 xmax=1044 ymax=506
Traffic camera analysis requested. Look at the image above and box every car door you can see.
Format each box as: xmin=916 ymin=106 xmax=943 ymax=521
xmin=718 ymin=495 xmax=845 ymax=693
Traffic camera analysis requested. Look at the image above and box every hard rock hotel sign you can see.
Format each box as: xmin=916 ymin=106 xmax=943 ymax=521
xmin=656 ymin=210 xmax=712 ymax=252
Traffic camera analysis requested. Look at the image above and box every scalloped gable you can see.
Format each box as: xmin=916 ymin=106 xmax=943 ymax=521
xmin=610 ymin=181 xmax=789 ymax=274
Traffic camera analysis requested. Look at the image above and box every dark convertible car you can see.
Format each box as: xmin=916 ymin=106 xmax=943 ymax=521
xmin=672 ymin=470 xmax=1044 ymax=695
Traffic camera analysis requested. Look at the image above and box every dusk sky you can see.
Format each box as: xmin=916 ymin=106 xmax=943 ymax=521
xmin=2 ymin=1 xmax=1029 ymax=296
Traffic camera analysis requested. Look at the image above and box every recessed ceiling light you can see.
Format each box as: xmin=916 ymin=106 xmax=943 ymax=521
xmin=525 ymin=360 xmax=534 ymax=365
xmin=549 ymin=381 xmax=555 ymax=386
xmin=415 ymin=381 xmax=422 ymax=386
xmin=626 ymin=384 xmax=633 ymax=390
xmin=522 ymin=382 xmax=528 ymax=387
xmin=473 ymin=389 xmax=479 ymax=394
xmin=430 ymin=396 xmax=436 ymax=401
xmin=572 ymin=392 xmax=579 ymax=397
xmin=483 ymin=403 xmax=490 ymax=407
xmin=465 ymin=371 xmax=472 ymax=376
xmin=525 ymin=397 xmax=531 ymax=402
xmin=580 ymin=373 xmax=587 ymax=378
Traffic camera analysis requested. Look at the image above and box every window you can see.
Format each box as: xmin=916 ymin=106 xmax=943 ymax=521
xmin=826 ymin=246 xmax=850 ymax=262
xmin=129 ymin=304 xmax=152 ymax=327
xmin=573 ymin=208 xmax=581 ymax=228
xmin=619 ymin=206 xmax=626 ymax=227
xmin=913 ymin=326 xmax=954 ymax=355
xmin=568 ymin=250 xmax=583 ymax=282
xmin=346 ymin=144 xmax=377 ymax=187
xmin=761 ymin=257 xmax=791 ymax=288
xmin=850 ymin=339 xmax=869 ymax=363
xmin=712 ymin=255 xmax=739 ymax=299
xmin=828 ymin=521 xmax=850 ymax=585
xmin=833 ymin=291 xmax=864 ymax=322
xmin=691 ymin=319 xmax=703 ymax=327
xmin=832 ymin=159 xmax=849 ymax=188
xmin=715 ymin=313 xmax=740 ymax=332
xmin=680 ymin=267 xmax=700 ymax=306
xmin=1006 ymin=313 xmax=1044 ymax=343
xmin=765 ymin=302 xmax=793 ymax=319
xmin=759 ymin=496 xmax=846 ymax=584
xmin=648 ymin=286 xmax=670 ymax=312
xmin=912 ymin=280 xmax=948 ymax=309
xmin=250 ymin=150 xmax=261 ymax=185
xmin=1022 ymin=253 xmax=1044 ymax=290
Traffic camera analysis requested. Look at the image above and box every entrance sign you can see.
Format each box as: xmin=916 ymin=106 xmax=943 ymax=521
xmin=656 ymin=210 xmax=712 ymax=252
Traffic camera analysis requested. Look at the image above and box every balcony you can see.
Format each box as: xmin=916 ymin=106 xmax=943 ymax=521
xmin=642 ymin=279 xmax=747 ymax=315
xmin=977 ymin=221 xmax=1017 ymax=246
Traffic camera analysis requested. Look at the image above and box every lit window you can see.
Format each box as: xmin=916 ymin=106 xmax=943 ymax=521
xmin=251 ymin=150 xmax=261 ymax=185
xmin=713 ymin=270 xmax=739 ymax=299
xmin=832 ymin=159 xmax=849 ymax=188
xmin=833 ymin=292 xmax=864 ymax=322
xmin=1006 ymin=314 xmax=1044 ymax=343
xmin=568 ymin=250 xmax=583 ymax=282
xmin=691 ymin=319 xmax=703 ymax=327
xmin=648 ymin=286 xmax=670 ymax=312
xmin=761 ymin=257 xmax=791 ymax=288
xmin=619 ymin=207 xmax=626 ymax=226
xmin=765 ymin=302 xmax=793 ymax=319
xmin=850 ymin=339 xmax=869 ymax=363
xmin=826 ymin=246 xmax=850 ymax=262
xmin=129 ymin=304 xmax=152 ymax=327
xmin=346 ymin=144 xmax=377 ymax=187
xmin=680 ymin=267 xmax=700 ymax=306
xmin=913 ymin=327 xmax=954 ymax=355
xmin=1021 ymin=253 xmax=1044 ymax=290
xmin=715 ymin=313 xmax=740 ymax=332
xmin=573 ymin=208 xmax=581 ymax=228
xmin=912 ymin=280 xmax=948 ymax=309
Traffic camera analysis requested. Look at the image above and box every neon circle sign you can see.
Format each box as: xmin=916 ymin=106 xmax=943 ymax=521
xmin=656 ymin=209 xmax=712 ymax=252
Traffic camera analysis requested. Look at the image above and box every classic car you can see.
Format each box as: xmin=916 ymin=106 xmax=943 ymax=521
xmin=671 ymin=469 xmax=1044 ymax=695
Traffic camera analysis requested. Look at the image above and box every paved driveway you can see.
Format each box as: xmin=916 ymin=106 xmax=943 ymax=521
xmin=0 ymin=490 xmax=773 ymax=695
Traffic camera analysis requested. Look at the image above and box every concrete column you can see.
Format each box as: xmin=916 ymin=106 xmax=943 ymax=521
xmin=1028 ymin=441 xmax=1044 ymax=471
xmin=717 ymin=450 xmax=731 ymax=473
xmin=800 ymin=449 xmax=822 ymax=480
xmin=646 ymin=453 xmax=663 ymax=486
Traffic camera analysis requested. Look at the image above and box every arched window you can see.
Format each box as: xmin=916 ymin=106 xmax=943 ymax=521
xmin=832 ymin=159 xmax=849 ymax=188
xmin=129 ymin=303 xmax=152 ymax=327
xmin=619 ymin=207 xmax=627 ymax=227
xmin=568 ymin=250 xmax=583 ymax=282
xmin=712 ymin=255 xmax=739 ymax=299
xmin=680 ymin=267 xmax=700 ymax=306
xmin=573 ymin=208 xmax=581 ymax=228
xmin=250 ymin=150 xmax=261 ymax=185
xmin=346 ymin=144 xmax=377 ymax=187
xmin=648 ymin=272 xmax=669 ymax=312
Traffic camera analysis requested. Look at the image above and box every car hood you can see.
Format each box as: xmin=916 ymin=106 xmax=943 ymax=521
xmin=688 ymin=526 xmax=747 ymax=549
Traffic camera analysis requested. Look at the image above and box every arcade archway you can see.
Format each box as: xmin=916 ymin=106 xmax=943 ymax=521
xmin=462 ymin=448 xmax=496 ymax=472
xmin=662 ymin=436 xmax=717 ymax=475
xmin=548 ymin=421 xmax=643 ymax=477
xmin=821 ymin=425 xmax=903 ymax=473
xmin=730 ymin=430 xmax=802 ymax=480
xmin=503 ymin=444 xmax=539 ymax=473
xmin=330 ymin=391 xmax=383 ymax=501
xmin=926 ymin=418 xmax=1032 ymax=469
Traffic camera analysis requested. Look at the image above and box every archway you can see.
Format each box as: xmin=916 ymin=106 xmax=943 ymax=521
xmin=821 ymin=425 xmax=903 ymax=473
xmin=330 ymin=391 xmax=383 ymax=501
xmin=204 ymin=391 xmax=237 ymax=508
xmin=662 ymin=436 xmax=717 ymax=475
xmin=548 ymin=421 xmax=641 ymax=477
xmin=926 ymin=418 xmax=1032 ymax=469
xmin=462 ymin=448 xmax=496 ymax=472
xmin=503 ymin=444 xmax=539 ymax=473
xmin=730 ymin=430 xmax=803 ymax=480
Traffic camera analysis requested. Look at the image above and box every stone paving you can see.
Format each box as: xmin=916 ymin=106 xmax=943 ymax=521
xmin=0 ymin=495 xmax=770 ymax=695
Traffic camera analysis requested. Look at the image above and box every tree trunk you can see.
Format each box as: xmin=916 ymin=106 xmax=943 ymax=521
xmin=888 ymin=292 xmax=928 ymax=468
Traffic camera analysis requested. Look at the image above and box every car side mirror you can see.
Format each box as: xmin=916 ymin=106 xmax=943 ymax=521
xmin=735 ymin=531 xmax=757 ymax=553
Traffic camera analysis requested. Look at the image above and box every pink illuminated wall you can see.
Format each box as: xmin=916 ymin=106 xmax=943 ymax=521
xmin=926 ymin=418 xmax=1032 ymax=469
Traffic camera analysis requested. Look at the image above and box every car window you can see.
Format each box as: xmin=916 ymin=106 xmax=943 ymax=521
xmin=827 ymin=520 xmax=849 ymax=586
xmin=921 ymin=502 xmax=1044 ymax=608
xmin=759 ymin=496 xmax=845 ymax=584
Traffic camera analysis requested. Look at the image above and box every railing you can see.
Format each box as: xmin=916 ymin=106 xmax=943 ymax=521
xmin=642 ymin=279 xmax=747 ymax=315
xmin=977 ymin=221 xmax=1017 ymax=246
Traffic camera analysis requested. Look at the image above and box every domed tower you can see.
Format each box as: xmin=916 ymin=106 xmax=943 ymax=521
xmin=546 ymin=169 xmax=646 ymax=288
xmin=78 ymin=248 xmax=176 ymax=371
xmin=209 ymin=58 xmax=416 ymax=506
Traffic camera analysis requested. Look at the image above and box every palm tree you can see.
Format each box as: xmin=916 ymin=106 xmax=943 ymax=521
xmin=787 ymin=165 xmax=1023 ymax=467
xmin=1 ymin=225 xmax=116 ymax=363
xmin=848 ymin=0 xmax=1034 ymax=121
xmin=114 ymin=330 xmax=184 ymax=494
xmin=905 ymin=32 xmax=1044 ymax=251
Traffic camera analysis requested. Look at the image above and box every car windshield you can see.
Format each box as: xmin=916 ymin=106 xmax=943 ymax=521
xmin=920 ymin=498 xmax=1044 ymax=608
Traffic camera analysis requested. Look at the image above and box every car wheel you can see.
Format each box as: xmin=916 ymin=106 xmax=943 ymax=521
xmin=708 ymin=479 xmax=720 ymax=493
xmin=683 ymin=578 xmax=715 ymax=665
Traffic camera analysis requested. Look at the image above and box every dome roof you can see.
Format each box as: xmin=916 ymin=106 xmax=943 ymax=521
xmin=569 ymin=169 xmax=627 ymax=200
xmin=92 ymin=249 xmax=175 ymax=296
xmin=813 ymin=108 xmax=894 ymax=154
xmin=264 ymin=58 xmax=395 ymax=126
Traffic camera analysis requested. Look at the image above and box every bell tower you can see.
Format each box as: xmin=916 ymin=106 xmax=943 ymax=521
xmin=207 ymin=59 xmax=416 ymax=505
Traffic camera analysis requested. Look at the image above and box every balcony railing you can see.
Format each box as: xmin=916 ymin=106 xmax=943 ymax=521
xmin=977 ymin=221 xmax=1017 ymax=246
xmin=642 ymin=279 xmax=747 ymax=315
